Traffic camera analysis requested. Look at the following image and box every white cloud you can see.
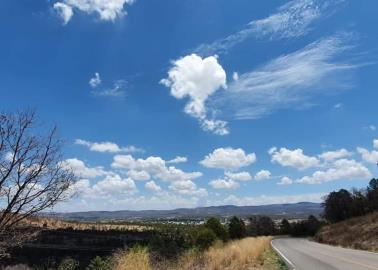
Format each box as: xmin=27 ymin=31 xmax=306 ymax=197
xmin=54 ymin=2 xmax=73 ymax=25
xmin=145 ymin=181 xmax=162 ymax=192
xmin=167 ymin=156 xmax=188 ymax=164
xmin=318 ymin=148 xmax=352 ymax=162
xmin=200 ymin=119 xmax=229 ymax=136
xmin=297 ymin=159 xmax=371 ymax=184
xmin=54 ymin=0 xmax=135 ymax=24
xmin=333 ymin=103 xmax=343 ymax=109
xmin=127 ymin=170 xmax=151 ymax=181
xmin=212 ymin=34 xmax=357 ymax=120
xmin=200 ymin=147 xmax=256 ymax=170
xmin=209 ymin=179 xmax=239 ymax=190
xmin=112 ymin=155 xmax=202 ymax=183
xmin=278 ymin=176 xmax=293 ymax=185
xmin=92 ymin=174 xmax=137 ymax=196
xmin=224 ymin=171 xmax=252 ymax=182
xmin=169 ymin=180 xmax=207 ymax=196
xmin=62 ymin=158 xmax=108 ymax=178
xmin=255 ymin=170 xmax=271 ymax=181
xmin=374 ymin=139 xmax=378 ymax=149
xmin=369 ymin=125 xmax=377 ymax=131
xmin=357 ymin=147 xmax=378 ymax=164
xmin=270 ymin=147 xmax=319 ymax=170
xmin=92 ymin=79 xmax=127 ymax=97
xmin=232 ymin=72 xmax=239 ymax=81
xmin=75 ymin=139 xmax=143 ymax=153
xmin=160 ymin=54 xmax=228 ymax=135
xmin=195 ymin=0 xmax=343 ymax=55
xmin=89 ymin=72 xmax=101 ymax=88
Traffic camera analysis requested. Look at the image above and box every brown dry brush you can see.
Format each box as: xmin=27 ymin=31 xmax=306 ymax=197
xmin=0 ymin=110 xmax=76 ymax=257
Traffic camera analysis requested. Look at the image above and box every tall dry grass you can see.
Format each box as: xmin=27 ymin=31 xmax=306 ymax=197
xmin=204 ymin=236 xmax=272 ymax=270
xmin=112 ymin=247 xmax=152 ymax=270
xmin=113 ymin=236 xmax=276 ymax=270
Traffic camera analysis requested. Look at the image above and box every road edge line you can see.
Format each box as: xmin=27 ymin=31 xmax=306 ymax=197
xmin=271 ymin=239 xmax=296 ymax=270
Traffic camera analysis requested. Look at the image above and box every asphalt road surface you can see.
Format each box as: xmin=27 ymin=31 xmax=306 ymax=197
xmin=271 ymin=238 xmax=378 ymax=270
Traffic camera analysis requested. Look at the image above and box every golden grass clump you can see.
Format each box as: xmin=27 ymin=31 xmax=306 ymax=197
xmin=204 ymin=236 xmax=272 ymax=270
xmin=112 ymin=247 xmax=152 ymax=270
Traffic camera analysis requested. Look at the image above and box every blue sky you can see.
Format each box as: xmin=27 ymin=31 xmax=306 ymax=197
xmin=1 ymin=0 xmax=378 ymax=211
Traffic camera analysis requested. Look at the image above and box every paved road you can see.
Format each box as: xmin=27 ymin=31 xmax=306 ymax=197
xmin=271 ymin=238 xmax=378 ymax=270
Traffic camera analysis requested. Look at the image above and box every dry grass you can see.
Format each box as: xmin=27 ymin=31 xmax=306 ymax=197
xmin=314 ymin=211 xmax=378 ymax=252
xmin=112 ymin=247 xmax=152 ymax=270
xmin=113 ymin=237 xmax=285 ymax=270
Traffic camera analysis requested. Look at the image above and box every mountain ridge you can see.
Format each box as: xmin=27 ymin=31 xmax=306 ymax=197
xmin=51 ymin=202 xmax=322 ymax=221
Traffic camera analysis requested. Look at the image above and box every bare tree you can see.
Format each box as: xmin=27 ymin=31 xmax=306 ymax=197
xmin=0 ymin=110 xmax=76 ymax=256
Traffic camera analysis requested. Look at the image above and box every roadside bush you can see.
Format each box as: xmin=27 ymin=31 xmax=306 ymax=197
xmin=58 ymin=257 xmax=79 ymax=270
xmin=195 ymin=228 xmax=217 ymax=250
xmin=86 ymin=256 xmax=112 ymax=270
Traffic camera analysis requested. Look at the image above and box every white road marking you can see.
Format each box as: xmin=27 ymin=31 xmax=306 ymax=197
xmin=271 ymin=239 xmax=296 ymax=270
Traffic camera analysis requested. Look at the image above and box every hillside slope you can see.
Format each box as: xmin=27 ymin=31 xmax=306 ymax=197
xmin=314 ymin=212 xmax=378 ymax=252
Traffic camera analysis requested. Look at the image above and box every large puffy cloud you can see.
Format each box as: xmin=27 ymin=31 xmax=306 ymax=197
xmin=318 ymin=148 xmax=352 ymax=162
xmin=209 ymin=171 xmax=252 ymax=190
xmin=92 ymin=174 xmax=137 ymax=196
xmin=277 ymin=176 xmax=293 ymax=185
xmin=269 ymin=147 xmax=319 ymax=170
xmin=75 ymin=139 xmax=143 ymax=153
xmin=145 ymin=181 xmax=162 ymax=192
xmin=224 ymin=171 xmax=252 ymax=182
xmin=357 ymin=147 xmax=378 ymax=164
xmin=357 ymin=139 xmax=378 ymax=164
xmin=255 ymin=170 xmax=271 ymax=181
xmin=169 ymin=180 xmax=208 ymax=196
xmin=160 ymin=54 xmax=228 ymax=135
xmin=54 ymin=0 xmax=135 ymax=24
xmin=112 ymin=155 xmax=202 ymax=183
xmin=209 ymin=179 xmax=239 ymax=190
xmin=62 ymin=158 xmax=108 ymax=178
xmin=297 ymin=159 xmax=371 ymax=184
xmin=200 ymin=147 xmax=256 ymax=170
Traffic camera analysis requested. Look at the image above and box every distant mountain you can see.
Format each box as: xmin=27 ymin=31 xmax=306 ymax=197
xmin=52 ymin=202 xmax=322 ymax=221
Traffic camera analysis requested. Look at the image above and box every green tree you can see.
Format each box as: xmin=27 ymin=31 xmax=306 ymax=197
xmin=205 ymin=217 xmax=229 ymax=241
xmin=367 ymin=178 xmax=378 ymax=211
xmin=195 ymin=227 xmax=217 ymax=250
xmin=228 ymin=216 xmax=246 ymax=239
xmin=323 ymin=189 xmax=353 ymax=223
xmin=279 ymin=219 xmax=291 ymax=235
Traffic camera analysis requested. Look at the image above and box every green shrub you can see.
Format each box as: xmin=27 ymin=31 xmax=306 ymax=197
xmin=58 ymin=257 xmax=79 ymax=270
xmin=86 ymin=256 xmax=112 ymax=270
xmin=228 ymin=216 xmax=246 ymax=239
xmin=195 ymin=227 xmax=217 ymax=250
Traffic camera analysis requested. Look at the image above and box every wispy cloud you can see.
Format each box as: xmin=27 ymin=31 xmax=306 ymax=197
xmin=195 ymin=0 xmax=344 ymax=55
xmin=91 ymin=79 xmax=128 ymax=97
xmin=210 ymin=34 xmax=358 ymax=120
